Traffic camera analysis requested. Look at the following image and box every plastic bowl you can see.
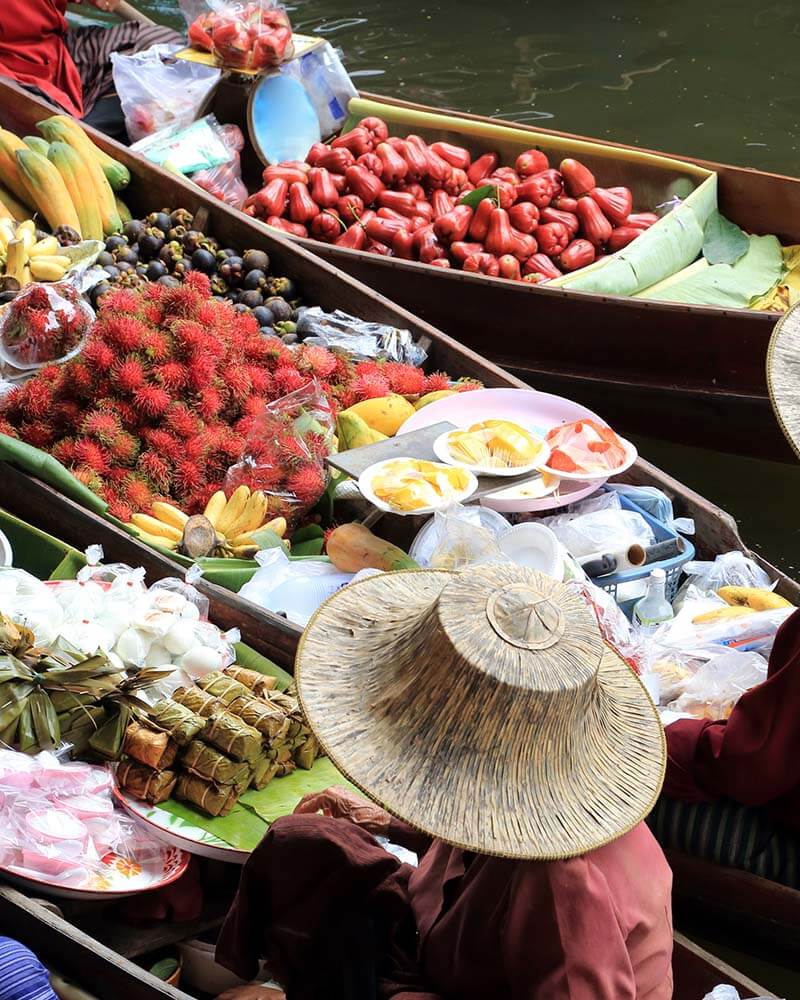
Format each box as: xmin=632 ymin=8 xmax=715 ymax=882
xmin=497 ymin=523 xmax=562 ymax=578
xmin=358 ymin=458 xmax=477 ymax=516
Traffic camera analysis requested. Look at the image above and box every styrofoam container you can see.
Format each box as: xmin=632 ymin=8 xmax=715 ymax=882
xmin=0 ymin=528 xmax=12 ymax=567
xmin=497 ymin=524 xmax=562 ymax=578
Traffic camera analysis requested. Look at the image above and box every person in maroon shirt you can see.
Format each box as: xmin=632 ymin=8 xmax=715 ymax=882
xmin=216 ymin=566 xmax=674 ymax=1000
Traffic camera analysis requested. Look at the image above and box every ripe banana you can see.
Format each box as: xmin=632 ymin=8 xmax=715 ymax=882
xmin=225 ymin=490 xmax=268 ymax=538
xmin=216 ymin=485 xmax=251 ymax=535
xmin=131 ymin=529 xmax=178 ymax=551
xmin=150 ymin=500 xmax=189 ymax=531
xmin=29 ymin=236 xmax=60 ymax=257
xmin=692 ymin=605 xmax=755 ymax=625
xmin=130 ymin=512 xmax=183 ymax=543
xmin=5 ymin=238 xmax=27 ymax=284
xmin=717 ymin=586 xmax=792 ymax=611
xmin=29 ymin=255 xmax=70 ymax=282
xmin=202 ymin=490 xmax=227 ymax=529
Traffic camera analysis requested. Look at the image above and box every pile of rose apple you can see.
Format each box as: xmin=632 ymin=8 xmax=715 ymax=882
xmin=244 ymin=116 xmax=659 ymax=283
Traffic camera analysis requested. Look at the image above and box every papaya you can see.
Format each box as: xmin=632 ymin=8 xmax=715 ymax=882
xmin=414 ymin=389 xmax=456 ymax=410
xmin=115 ymin=195 xmax=132 ymax=225
xmin=0 ymin=130 xmax=34 ymax=209
xmin=23 ymin=136 xmax=50 ymax=157
xmin=48 ymin=142 xmax=104 ymax=241
xmin=337 ymin=411 xmax=388 ymax=451
xmin=0 ymin=184 xmax=31 ymax=222
xmin=37 ymin=113 xmax=130 ymax=190
xmin=38 ymin=116 xmax=122 ymax=234
xmin=341 ymin=394 xmax=415 ymax=437
xmin=15 ymin=149 xmax=81 ymax=234
xmin=326 ymin=522 xmax=418 ymax=574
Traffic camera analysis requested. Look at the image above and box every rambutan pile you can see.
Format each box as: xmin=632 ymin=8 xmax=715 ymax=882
xmin=0 ymin=273 xmax=480 ymax=525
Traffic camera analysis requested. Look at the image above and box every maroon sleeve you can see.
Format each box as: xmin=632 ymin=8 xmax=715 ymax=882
xmin=664 ymin=608 xmax=800 ymax=820
xmin=386 ymin=818 xmax=433 ymax=857
xmin=502 ymin=857 xmax=637 ymax=999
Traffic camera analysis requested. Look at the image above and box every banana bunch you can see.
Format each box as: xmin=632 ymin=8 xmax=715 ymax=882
xmin=0 ymin=218 xmax=72 ymax=285
xmin=128 ymin=490 xmax=287 ymax=560
xmin=203 ymin=485 xmax=287 ymax=558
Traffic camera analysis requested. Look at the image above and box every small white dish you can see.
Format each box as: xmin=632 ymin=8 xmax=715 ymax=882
xmin=540 ymin=437 xmax=638 ymax=482
xmin=358 ymin=458 xmax=478 ymax=516
xmin=497 ymin=523 xmax=562 ymax=578
xmin=432 ymin=427 xmax=551 ymax=478
xmin=0 ymin=528 xmax=12 ymax=567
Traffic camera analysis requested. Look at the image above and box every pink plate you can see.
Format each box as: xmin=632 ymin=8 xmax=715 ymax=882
xmin=398 ymin=388 xmax=611 ymax=512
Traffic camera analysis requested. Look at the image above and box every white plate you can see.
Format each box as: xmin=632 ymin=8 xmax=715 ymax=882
xmin=432 ymin=427 xmax=551 ymax=478
xmin=540 ymin=436 xmax=638 ymax=482
xmin=358 ymin=458 xmax=478 ymax=516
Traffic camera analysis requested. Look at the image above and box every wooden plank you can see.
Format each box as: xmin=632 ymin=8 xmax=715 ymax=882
xmin=73 ymin=901 xmax=228 ymax=960
xmin=0 ymin=887 xmax=195 ymax=1000
xmin=673 ymin=933 xmax=779 ymax=999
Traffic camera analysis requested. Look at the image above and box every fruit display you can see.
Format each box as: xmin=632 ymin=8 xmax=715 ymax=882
xmin=187 ymin=2 xmax=293 ymax=71
xmin=128 ymin=489 xmax=287 ymax=559
xmin=0 ymin=219 xmax=86 ymax=307
xmin=244 ymin=115 xmax=660 ymax=283
xmin=87 ymin=209 xmax=303 ymax=343
xmin=544 ymin=419 xmax=629 ymax=475
xmin=366 ymin=458 xmax=474 ymax=513
xmin=443 ymin=420 xmax=546 ymax=470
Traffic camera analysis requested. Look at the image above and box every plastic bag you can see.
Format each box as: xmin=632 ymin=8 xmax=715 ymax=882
xmin=665 ymin=648 xmax=767 ymax=719
xmin=606 ymin=483 xmax=695 ymax=535
xmin=133 ymin=114 xmax=234 ymax=175
xmin=225 ymin=380 xmax=335 ymax=528
xmin=423 ymin=504 xmax=511 ymax=570
xmin=279 ymin=42 xmax=357 ymax=138
xmin=570 ymin=578 xmax=647 ymax=674
xmin=703 ymin=987 xmax=783 ymax=1000
xmin=540 ymin=494 xmax=655 ymax=560
xmin=239 ymin=547 xmax=352 ymax=626
xmin=181 ymin=0 xmax=294 ymax=71
xmin=111 ymin=43 xmax=221 ymax=143
xmin=296 ymin=307 xmax=428 ymax=366
xmin=410 ymin=504 xmax=509 ymax=568
xmin=0 ymin=282 xmax=92 ymax=371
xmin=192 ymin=123 xmax=248 ymax=209
xmin=679 ymin=550 xmax=774 ymax=599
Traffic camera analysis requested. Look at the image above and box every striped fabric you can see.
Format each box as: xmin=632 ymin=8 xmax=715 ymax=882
xmin=0 ymin=937 xmax=57 ymax=1000
xmin=65 ymin=22 xmax=181 ymax=116
xmin=648 ymin=796 xmax=800 ymax=889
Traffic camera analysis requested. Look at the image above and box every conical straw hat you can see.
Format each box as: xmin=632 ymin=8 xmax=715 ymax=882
xmin=768 ymin=301 xmax=800 ymax=460
xmin=296 ymin=564 xmax=665 ymax=860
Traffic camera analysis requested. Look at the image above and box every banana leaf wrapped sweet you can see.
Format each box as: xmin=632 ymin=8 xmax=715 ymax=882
xmin=251 ymin=754 xmax=279 ymax=791
xmin=149 ymin=699 xmax=206 ymax=746
xmin=172 ymin=686 xmax=224 ymax=719
xmin=203 ymin=711 xmax=263 ymax=764
xmin=228 ymin=696 xmax=290 ymax=741
xmin=275 ymin=761 xmax=296 ymax=778
xmin=294 ymin=734 xmax=320 ymax=771
xmin=196 ymin=671 xmax=252 ymax=706
xmin=117 ymin=760 xmax=177 ymax=804
xmin=223 ymin=665 xmax=278 ymax=699
xmin=122 ymin=721 xmax=178 ymax=770
xmin=175 ymin=773 xmax=238 ymax=817
xmin=265 ymin=690 xmax=299 ymax=714
xmin=181 ymin=739 xmax=252 ymax=787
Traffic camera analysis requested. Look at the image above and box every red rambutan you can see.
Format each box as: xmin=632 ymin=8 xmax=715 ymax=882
xmin=19 ymin=420 xmax=55 ymax=449
xmin=101 ymin=288 xmax=140 ymax=316
xmin=184 ymin=271 xmax=211 ymax=298
xmin=51 ymin=439 xmax=78 ymax=466
xmin=51 ymin=400 xmax=82 ymax=432
xmin=73 ymin=465 xmax=104 ymax=493
xmin=154 ymin=361 xmax=188 ymax=392
xmin=137 ymin=450 xmax=172 ymax=492
xmin=383 ymin=362 xmax=426 ymax=396
xmin=100 ymin=316 xmax=148 ymax=353
xmin=141 ymin=428 xmax=182 ymax=461
xmin=456 ymin=380 xmax=481 ymax=393
xmin=297 ymin=345 xmax=338 ymax=380
xmin=82 ymin=339 xmax=116 ymax=372
xmin=18 ymin=380 xmax=54 ymax=420
xmin=423 ymin=372 xmax=451 ymax=393
xmin=164 ymin=401 xmax=200 ymax=438
xmin=354 ymin=360 xmax=382 ymax=378
xmin=81 ymin=410 xmax=122 ymax=444
xmin=73 ymin=438 xmax=110 ymax=475
xmin=225 ymin=366 xmax=252 ymax=405
xmin=104 ymin=491 xmax=133 ymax=522
xmin=273 ymin=366 xmax=308 ymax=396
xmin=170 ymin=320 xmax=206 ymax=352
xmin=353 ymin=373 xmax=390 ymax=400
xmin=111 ymin=431 xmax=140 ymax=466
xmin=123 ymin=475 xmax=154 ymax=513
xmin=68 ymin=361 xmax=95 ymax=397
xmin=173 ymin=459 xmax=205 ymax=497
xmin=245 ymin=365 xmax=273 ymax=396
xmin=141 ymin=329 xmax=171 ymax=362
xmin=197 ymin=386 xmax=223 ymax=421
xmin=111 ymin=357 xmax=146 ymax=393
xmin=329 ymin=355 xmax=354 ymax=386
xmin=133 ymin=385 xmax=171 ymax=418
xmin=286 ymin=464 xmax=325 ymax=507
xmin=185 ymin=353 xmax=217 ymax=390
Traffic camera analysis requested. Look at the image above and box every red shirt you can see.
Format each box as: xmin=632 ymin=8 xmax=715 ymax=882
xmin=0 ymin=1 xmax=83 ymax=116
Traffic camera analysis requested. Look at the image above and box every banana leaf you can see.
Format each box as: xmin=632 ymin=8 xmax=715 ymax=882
xmin=0 ymin=434 xmax=108 ymax=515
xmin=88 ymin=703 xmax=131 ymax=760
xmin=17 ymin=702 xmax=36 ymax=753
xmin=0 ymin=679 xmax=34 ymax=731
xmin=30 ymin=688 xmax=60 ymax=751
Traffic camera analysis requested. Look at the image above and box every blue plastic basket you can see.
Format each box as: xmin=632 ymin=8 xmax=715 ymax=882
xmin=592 ymin=493 xmax=695 ymax=615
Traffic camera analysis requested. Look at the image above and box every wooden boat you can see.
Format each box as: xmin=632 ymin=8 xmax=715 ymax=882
xmin=0 ymin=80 xmax=798 ymax=971
xmin=210 ymin=84 xmax=800 ymax=462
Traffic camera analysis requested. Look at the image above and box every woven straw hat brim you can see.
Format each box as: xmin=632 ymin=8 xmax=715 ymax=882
xmin=767 ymin=301 xmax=800 ymax=461
xmin=296 ymin=569 xmax=666 ymax=861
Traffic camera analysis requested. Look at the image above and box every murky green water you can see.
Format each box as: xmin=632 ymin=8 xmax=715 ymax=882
xmin=127 ymin=1 xmax=800 ymax=578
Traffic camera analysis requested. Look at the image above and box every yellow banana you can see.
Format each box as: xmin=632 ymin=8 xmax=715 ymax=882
xmin=0 ymin=218 xmax=16 ymax=253
xmin=151 ymin=500 xmax=189 ymax=531
xmin=4 ymin=238 xmax=28 ymax=284
xmin=226 ymin=531 xmax=255 ymax=548
xmin=717 ymin=586 xmax=792 ymax=611
xmin=131 ymin=529 xmax=178 ymax=551
xmin=225 ymin=490 xmax=268 ymax=538
xmin=263 ymin=516 xmax=287 ymax=538
xmin=692 ymin=605 xmax=755 ymax=625
xmin=202 ymin=490 xmax=228 ymax=529
xmin=130 ymin=513 xmax=183 ymax=543
xmin=216 ymin=485 xmax=250 ymax=535
xmin=29 ymin=236 xmax=61 ymax=257
xmin=230 ymin=543 xmax=260 ymax=559
xmin=16 ymin=220 xmax=36 ymax=237
xmin=29 ymin=256 xmax=70 ymax=282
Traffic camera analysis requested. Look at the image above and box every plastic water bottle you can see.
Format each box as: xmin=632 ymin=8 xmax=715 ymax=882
xmin=632 ymin=568 xmax=675 ymax=635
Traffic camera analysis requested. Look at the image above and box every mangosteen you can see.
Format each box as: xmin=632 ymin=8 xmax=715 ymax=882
xmin=90 ymin=282 xmax=112 ymax=308
xmin=267 ymin=276 xmax=297 ymax=299
xmin=116 ymin=261 xmax=133 ymax=273
xmin=167 ymin=225 xmax=187 ymax=242
xmin=136 ymin=264 xmax=149 ymax=278
xmin=54 ymin=225 xmax=81 ymax=247
xmin=239 ymin=289 xmax=264 ymax=310
xmin=252 ymin=306 xmax=275 ymax=327
xmin=147 ymin=211 xmax=172 ymax=234
xmin=138 ymin=232 xmax=164 ymax=261
xmin=182 ymin=230 xmax=205 ymax=255
xmin=225 ymin=289 xmax=242 ymax=304
xmin=103 ymin=265 xmax=121 ymax=280
xmin=157 ymin=275 xmax=181 ymax=288
xmin=281 ymin=333 xmax=298 ymax=344
xmin=123 ymin=220 xmax=146 ymax=242
xmin=218 ymin=248 xmax=238 ymax=261
xmin=233 ymin=303 xmax=250 ymax=314
xmin=96 ymin=251 xmax=115 ymax=268
xmin=105 ymin=234 xmax=127 ymax=252
xmin=243 ymin=249 xmax=270 ymax=273
xmin=160 ymin=241 xmax=184 ymax=269
xmin=0 ymin=290 xmax=18 ymax=304
xmin=146 ymin=260 xmax=168 ymax=281
xmin=191 ymin=248 xmax=217 ymax=274
xmin=203 ymin=236 xmax=220 ymax=255
xmin=259 ymin=325 xmax=274 ymax=337
xmin=210 ymin=275 xmax=228 ymax=295
xmin=115 ymin=247 xmax=139 ymax=266
xmin=0 ymin=276 xmax=20 ymax=294
xmin=275 ymin=320 xmax=297 ymax=337
xmin=265 ymin=296 xmax=292 ymax=323
xmin=173 ymin=259 xmax=193 ymax=278
xmin=170 ymin=208 xmax=194 ymax=228
xmin=243 ymin=269 xmax=267 ymax=291
xmin=219 ymin=256 xmax=244 ymax=287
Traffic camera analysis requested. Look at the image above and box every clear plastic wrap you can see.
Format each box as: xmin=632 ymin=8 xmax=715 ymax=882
xmin=111 ymin=43 xmax=221 ymax=143
xmin=422 ymin=504 xmax=511 ymax=570
xmin=677 ymin=550 xmax=774 ymax=600
xmin=133 ymin=114 xmax=235 ymax=175
xmin=409 ymin=504 xmax=510 ymax=568
xmin=224 ymin=380 xmax=335 ymax=528
xmin=296 ymin=307 xmax=428 ymax=366
xmin=279 ymin=42 xmax=358 ymax=138
xmin=0 ymin=282 xmax=92 ymax=371
xmin=605 ymin=483 xmax=695 ymax=535
xmin=181 ymin=0 xmax=294 ymax=71
xmin=664 ymin=648 xmax=767 ymax=720
xmin=191 ymin=123 xmax=248 ymax=209
xmin=540 ymin=492 xmax=655 ymax=560
xmin=703 ymin=988 xmax=781 ymax=1000
xmin=569 ymin=578 xmax=647 ymax=674
xmin=239 ymin=547 xmax=353 ymax=626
